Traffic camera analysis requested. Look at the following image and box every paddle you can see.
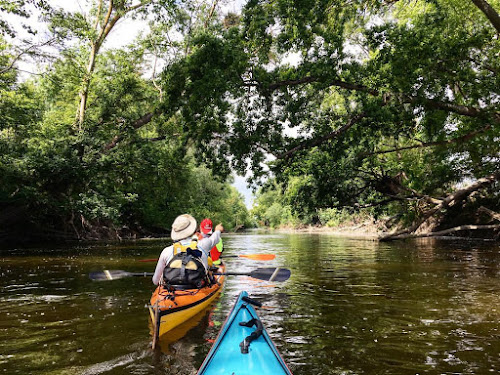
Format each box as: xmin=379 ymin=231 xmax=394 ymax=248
xmin=214 ymin=267 xmax=291 ymax=282
xmin=89 ymin=267 xmax=291 ymax=282
xmin=89 ymin=270 xmax=154 ymax=281
xmin=137 ymin=254 xmax=276 ymax=262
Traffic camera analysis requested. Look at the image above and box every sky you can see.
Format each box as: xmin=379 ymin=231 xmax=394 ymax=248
xmin=232 ymin=174 xmax=254 ymax=208
xmin=46 ymin=0 xmax=246 ymax=48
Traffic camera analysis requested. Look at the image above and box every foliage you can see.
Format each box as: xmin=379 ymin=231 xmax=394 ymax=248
xmin=317 ymin=207 xmax=375 ymax=228
xmin=0 ymin=1 xmax=251 ymax=242
xmin=1 ymin=0 xmax=499 ymax=240
xmin=157 ymin=0 xmax=500 ymax=228
xmin=0 ymin=1 xmax=52 ymax=38
xmin=251 ymin=181 xmax=302 ymax=228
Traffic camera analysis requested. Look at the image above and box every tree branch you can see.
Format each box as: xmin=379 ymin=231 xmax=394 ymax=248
xmin=362 ymin=125 xmax=492 ymax=157
xmin=478 ymin=206 xmax=500 ymax=222
xmin=103 ymin=112 xmax=155 ymax=151
xmin=102 ymin=1 xmax=114 ymax=30
xmin=276 ymin=112 xmax=367 ymax=160
xmin=380 ymin=171 xmax=500 ymax=240
xmin=93 ymin=0 xmax=103 ymax=30
xmin=394 ymin=188 xmax=444 ymax=205
xmin=468 ymin=57 xmax=498 ymax=74
xmin=412 ymin=97 xmax=486 ymax=119
xmin=355 ymin=198 xmax=399 ymax=208
xmin=381 ymin=224 xmax=500 ymax=240
xmin=0 ymin=39 xmax=56 ymax=74
xmin=204 ymin=0 xmax=219 ymax=28
xmin=263 ymin=77 xmax=499 ymax=121
xmin=267 ymin=76 xmax=379 ymax=95
xmin=471 ymin=0 xmax=500 ymax=33
xmin=126 ymin=1 xmax=150 ymax=12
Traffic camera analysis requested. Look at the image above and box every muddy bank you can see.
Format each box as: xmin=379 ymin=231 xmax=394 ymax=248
xmin=272 ymin=222 xmax=381 ymax=240
xmin=268 ymin=220 xmax=499 ymax=242
xmin=0 ymin=215 xmax=169 ymax=246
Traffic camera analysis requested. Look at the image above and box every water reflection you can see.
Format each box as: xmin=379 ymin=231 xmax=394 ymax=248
xmin=1 ymin=235 xmax=499 ymax=374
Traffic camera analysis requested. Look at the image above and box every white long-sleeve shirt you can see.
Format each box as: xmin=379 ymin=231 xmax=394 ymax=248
xmin=152 ymin=231 xmax=221 ymax=285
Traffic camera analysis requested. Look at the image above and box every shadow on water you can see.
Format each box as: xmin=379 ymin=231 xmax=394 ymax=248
xmin=1 ymin=235 xmax=499 ymax=374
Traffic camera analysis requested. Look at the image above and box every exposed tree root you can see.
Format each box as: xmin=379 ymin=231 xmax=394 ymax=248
xmin=380 ymin=224 xmax=500 ymax=241
xmin=478 ymin=206 xmax=500 ymax=222
xmin=380 ymin=171 xmax=500 ymax=241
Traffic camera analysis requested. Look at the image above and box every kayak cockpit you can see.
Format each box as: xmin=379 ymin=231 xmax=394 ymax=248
xmin=197 ymin=291 xmax=293 ymax=375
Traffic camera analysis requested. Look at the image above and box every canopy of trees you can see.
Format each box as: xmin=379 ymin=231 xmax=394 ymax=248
xmin=157 ymin=0 xmax=499 ymax=238
xmin=1 ymin=0 xmax=499 ymax=242
xmin=0 ymin=0 xmax=253 ymax=243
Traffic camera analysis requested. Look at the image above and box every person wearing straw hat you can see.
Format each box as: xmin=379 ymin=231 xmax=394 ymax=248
xmin=152 ymin=214 xmax=223 ymax=286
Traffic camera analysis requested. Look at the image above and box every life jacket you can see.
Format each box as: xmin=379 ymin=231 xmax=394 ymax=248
xmin=196 ymin=232 xmax=218 ymax=266
xmin=210 ymin=239 xmax=224 ymax=265
xmin=163 ymin=237 xmax=208 ymax=288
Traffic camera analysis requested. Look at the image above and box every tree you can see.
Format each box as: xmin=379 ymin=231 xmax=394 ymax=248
xmin=157 ymin=0 xmax=499 ymax=234
xmin=0 ymin=0 xmax=251 ymax=243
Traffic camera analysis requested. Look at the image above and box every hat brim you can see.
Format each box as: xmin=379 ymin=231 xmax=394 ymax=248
xmin=171 ymin=219 xmax=197 ymax=241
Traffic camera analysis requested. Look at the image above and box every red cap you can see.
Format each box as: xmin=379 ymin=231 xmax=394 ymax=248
xmin=200 ymin=218 xmax=213 ymax=234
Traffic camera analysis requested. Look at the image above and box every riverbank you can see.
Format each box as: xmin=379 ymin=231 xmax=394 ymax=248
xmin=269 ymin=219 xmax=499 ymax=242
xmin=274 ymin=225 xmax=380 ymax=239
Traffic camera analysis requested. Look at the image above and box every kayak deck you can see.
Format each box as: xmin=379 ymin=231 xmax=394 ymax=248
xmin=197 ymin=291 xmax=292 ymax=375
xmin=149 ymin=263 xmax=226 ymax=338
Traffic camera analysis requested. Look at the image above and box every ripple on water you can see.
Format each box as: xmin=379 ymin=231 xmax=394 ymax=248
xmin=81 ymin=350 xmax=150 ymax=375
xmin=2 ymin=235 xmax=500 ymax=375
xmin=0 ymin=294 xmax=72 ymax=305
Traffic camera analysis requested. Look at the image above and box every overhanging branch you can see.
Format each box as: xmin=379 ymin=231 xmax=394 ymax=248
xmin=266 ymin=76 xmax=379 ymax=95
xmin=276 ymin=112 xmax=367 ymax=160
xmin=380 ymin=171 xmax=500 ymax=240
xmin=382 ymin=224 xmax=500 ymax=240
xmin=263 ymin=77 xmax=499 ymax=121
xmin=103 ymin=112 xmax=155 ymax=151
xmin=362 ymin=125 xmax=492 ymax=157
xmin=471 ymin=0 xmax=500 ymax=33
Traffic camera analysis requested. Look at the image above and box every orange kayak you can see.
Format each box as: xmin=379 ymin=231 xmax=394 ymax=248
xmin=149 ymin=263 xmax=226 ymax=342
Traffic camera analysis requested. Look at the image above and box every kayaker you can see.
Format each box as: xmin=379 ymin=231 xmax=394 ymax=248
xmin=152 ymin=214 xmax=223 ymax=286
xmin=198 ymin=218 xmax=224 ymax=266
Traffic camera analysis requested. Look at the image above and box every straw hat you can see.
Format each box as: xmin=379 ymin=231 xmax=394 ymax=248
xmin=171 ymin=214 xmax=197 ymax=241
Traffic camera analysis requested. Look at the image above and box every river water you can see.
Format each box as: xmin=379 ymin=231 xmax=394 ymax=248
xmin=1 ymin=233 xmax=499 ymax=374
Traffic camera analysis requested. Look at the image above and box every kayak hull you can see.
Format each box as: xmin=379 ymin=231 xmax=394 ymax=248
xmin=197 ymin=291 xmax=293 ymax=375
xmin=149 ymin=263 xmax=225 ymax=338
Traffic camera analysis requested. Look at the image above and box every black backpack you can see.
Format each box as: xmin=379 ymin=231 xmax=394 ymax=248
xmin=163 ymin=249 xmax=207 ymax=288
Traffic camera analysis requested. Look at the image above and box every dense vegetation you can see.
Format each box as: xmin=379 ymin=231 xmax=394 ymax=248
xmin=174 ymin=0 xmax=498 ymax=238
xmin=244 ymin=0 xmax=500 ymax=237
xmin=0 ymin=0 xmax=253 ymax=243
xmin=1 ymin=0 xmax=499 ymax=243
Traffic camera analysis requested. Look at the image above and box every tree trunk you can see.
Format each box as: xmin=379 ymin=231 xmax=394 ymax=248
xmin=471 ymin=0 xmax=500 ymax=33
xmin=78 ymin=42 xmax=100 ymax=130
xmin=381 ymin=224 xmax=500 ymax=241
xmin=380 ymin=171 xmax=500 ymax=241
xmin=478 ymin=206 xmax=500 ymax=222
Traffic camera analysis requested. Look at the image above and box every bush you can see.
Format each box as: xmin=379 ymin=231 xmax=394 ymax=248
xmin=318 ymin=208 xmax=374 ymax=228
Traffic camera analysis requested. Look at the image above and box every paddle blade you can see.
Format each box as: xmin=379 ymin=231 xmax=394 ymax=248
xmin=239 ymin=254 xmax=276 ymax=261
xmin=89 ymin=270 xmax=133 ymax=281
xmin=249 ymin=267 xmax=291 ymax=282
